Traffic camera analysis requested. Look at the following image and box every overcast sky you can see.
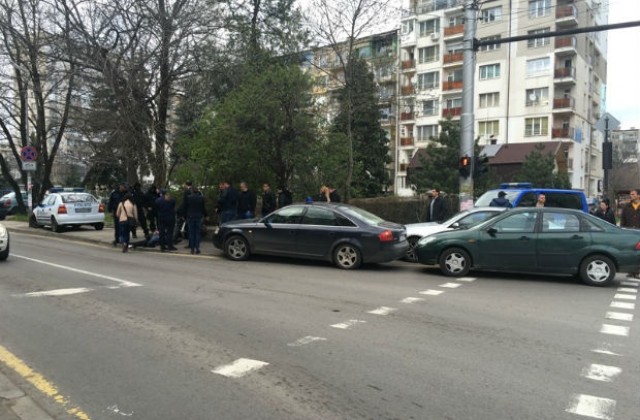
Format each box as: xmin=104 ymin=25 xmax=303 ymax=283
xmin=604 ymin=0 xmax=640 ymax=129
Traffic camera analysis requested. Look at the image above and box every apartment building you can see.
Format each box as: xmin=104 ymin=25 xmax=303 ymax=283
xmin=396 ymin=0 xmax=608 ymax=196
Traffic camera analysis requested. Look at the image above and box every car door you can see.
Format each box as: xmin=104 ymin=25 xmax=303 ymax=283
xmin=251 ymin=205 xmax=306 ymax=255
xmin=296 ymin=207 xmax=357 ymax=257
xmin=478 ymin=211 xmax=538 ymax=270
xmin=35 ymin=195 xmax=58 ymax=224
xmin=535 ymin=211 xmax=591 ymax=273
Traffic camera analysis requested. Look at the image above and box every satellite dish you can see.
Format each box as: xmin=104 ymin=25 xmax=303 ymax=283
xmin=529 ymin=93 xmax=538 ymax=102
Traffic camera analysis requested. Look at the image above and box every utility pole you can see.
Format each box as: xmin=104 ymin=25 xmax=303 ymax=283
xmin=459 ymin=0 xmax=478 ymax=211
xmin=602 ymin=117 xmax=612 ymax=198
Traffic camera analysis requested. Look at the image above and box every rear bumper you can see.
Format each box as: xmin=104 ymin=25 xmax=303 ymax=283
xmin=57 ymin=214 xmax=105 ymax=225
xmin=365 ymin=240 xmax=409 ymax=263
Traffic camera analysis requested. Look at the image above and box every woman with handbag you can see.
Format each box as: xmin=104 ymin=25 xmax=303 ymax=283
xmin=115 ymin=193 xmax=139 ymax=253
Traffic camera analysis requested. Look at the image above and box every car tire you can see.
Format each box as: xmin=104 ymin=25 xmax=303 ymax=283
xmin=439 ymin=247 xmax=471 ymax=277
xmin=51 ymin=217 xmax=62 ymax=233
xmin=333 ymin=243 xmax=362 ymax=270
xmin=29 ymin=215 xmax=39 ymax=228
xmin=404 ymin=236 xmax=420 ymax=262
xmin=224 ymin=235 xmax=250 ymax=261
xmin=579 ymin=254 xmax=615 ymax=287
xmin=0 ymin=243 xmax=8 ymax=261
xmin=94 ymin=223 xmax=104 ymax=231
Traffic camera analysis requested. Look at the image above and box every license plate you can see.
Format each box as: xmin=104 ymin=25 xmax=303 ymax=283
xmin=75 ymin=208 xmax=91 ymax=213
xmin=75 ymin=202 xmax=92 ymax=208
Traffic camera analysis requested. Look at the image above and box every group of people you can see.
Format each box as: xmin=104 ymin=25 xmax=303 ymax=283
xmin=215 ymin=182 xmax=294 ymax=224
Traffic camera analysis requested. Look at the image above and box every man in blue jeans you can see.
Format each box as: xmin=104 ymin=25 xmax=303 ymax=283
xmin=155 ymin=189 xmax=177 ymax=252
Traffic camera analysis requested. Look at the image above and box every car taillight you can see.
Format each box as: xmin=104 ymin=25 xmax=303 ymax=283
xmin=635 ymin=242 xmax=640 ymax=251
xmin=378 ymin=230 xmax=395 ymax=243
xmin=98 ymin=203 xmax=105 ymax=213
xmin=2 ymin=200 xmax=9 ymax=208
xmin=58 ymin=204 xmax=67 ymax=214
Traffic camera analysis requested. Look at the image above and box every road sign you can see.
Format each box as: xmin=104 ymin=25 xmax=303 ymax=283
xmin=22 ymin=161 xmax=36 ymax=171
xmin=20 ymin=146 xmax=38 ymax=162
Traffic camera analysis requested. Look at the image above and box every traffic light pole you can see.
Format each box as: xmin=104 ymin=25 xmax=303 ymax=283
xmin=459 ymin=1 xmax=478 ymax=211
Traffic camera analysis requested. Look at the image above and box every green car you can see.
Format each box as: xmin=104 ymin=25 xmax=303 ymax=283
xmin=415 ymin=207 xmax=640 ymax=287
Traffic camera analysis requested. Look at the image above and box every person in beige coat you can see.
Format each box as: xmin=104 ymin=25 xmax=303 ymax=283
xmin=115 ymin=193 xmax=139 ymax=253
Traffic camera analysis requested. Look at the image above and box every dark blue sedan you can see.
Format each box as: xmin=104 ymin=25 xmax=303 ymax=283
xmin=213 ymin=203 xmax=408 ymax=269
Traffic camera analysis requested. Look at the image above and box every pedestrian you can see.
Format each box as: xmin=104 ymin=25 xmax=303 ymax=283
xmin=261 ymin=183 xmax=276 ymax=217
xmin=176 ymin=180 xmax=194 ymax=246
xmin=620 ymin=189 xmax=640 ymax=278
xmin=216 ymin=181 xmax=238 ymax=224
xmin=108 ymin=183 xmax=127 ymax=246
xmin=535 ymin=193 xmax=546 ymax=208
xmin=115 ymin=193 xmax=138 ymax=253
xmin=186 ymin=186 xmax=207 ymax=254
xmin=237 ymin=181 xmax=257 ymax=219
xmin=593 ymin=198 xmax=616 ymax=225
xmin=489 ymin=191 xmax=511 ymax=208
xmin=318 ymin=184 xmax=340 ymax=203
xmin=144 ymin=185 xmax=159 ymax=232
xmin=130 ymin=230 xmax=160 ymax=249
xmin=277 ymin=186 xmax=293 ymax=208
xmin=156 ymin=189 xmax=177 ymax=252
xmin=426 ymin=188 xmax=449 ymax=222
xmin=131 ymin=182 xmax=148 ymax=238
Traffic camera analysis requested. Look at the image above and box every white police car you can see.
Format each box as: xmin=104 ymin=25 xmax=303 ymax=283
xmin=0 ymin=222 xmax=9 ymax=261
xmin=30 ymin=192 xmax=105 ymax=232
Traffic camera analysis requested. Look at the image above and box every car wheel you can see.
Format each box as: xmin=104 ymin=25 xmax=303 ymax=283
xmin=51 ymin=217 xmax=62 ymax=233
xmin=580 ymin=255 xmax=615 ymax=287
xmin=94 ymin=223 xmax=104 ymax=231
xmin=0 ymin=243 xmax=8 ymax=261
xmin=439 ymin=247 xmax=471 ymax=277
xmin=333 ymin=243 xmax=362 ymax=270
xmin=404 ymin=236 xmax=420 ymax=262
xmin=29 ymin=215 xmax=40 ymax=228
xmin=224 ymin=235 xmax=250 ymax=261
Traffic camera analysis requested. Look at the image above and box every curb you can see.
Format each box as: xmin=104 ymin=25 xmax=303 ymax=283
xmin=0 ymin=372 xmax=54 ymax=420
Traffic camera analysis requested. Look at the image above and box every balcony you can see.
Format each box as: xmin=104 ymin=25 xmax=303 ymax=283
xmin=401 ymin=59 xmax=416 ymax=70
xmin=401 ymin=85 xmax=415 ymax=95
xmin=552 ymin=127 xmax=575 ymax=139
xmin=443 ymin=52 xmax=463 ymax=66
xmin=400 ymin=112 xmax=415 ymax=121
xmin=400 ymin=137 xmax=414 ymax=146
xmin=553 ymin=96 xmax=575 ymax=111
xmin=444 ymin=24 xmax=464 ymax=38
xmin=442 ymin=80 xmax=463 ymax=91
xmin=399 ymin=163 xmax=409 ymax=172
xmin=401 ymin=31 xmax=417 ymax=46
xmin=556 ymin=5 xmax=578 ymax=27
xmin=554 ymin=67 xmax=576 ymax=84
xmin=442 ymin=107 xmax=462 ymax=118
xmin=555 ymin=36 xmax=577 ymax=55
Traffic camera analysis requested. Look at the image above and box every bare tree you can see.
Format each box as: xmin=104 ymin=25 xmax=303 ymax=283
xmin=306 ymin=0 xmax=395 ymax=201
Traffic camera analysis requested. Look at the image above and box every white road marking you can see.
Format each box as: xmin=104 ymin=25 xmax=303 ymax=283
xmin=581 ymin=364 xmax=622 ymax=383
xmin=456 ymin=277 xmax=476 ymax=282
xmin=620 ymin=281 xmax=639 ymax=287
xmin=592 ymin=348 xmax=622 ymax=357
xmin=20 ymin=288 xmax=92 ymax=297
xmin=107 ymin=405 xmax=134 ymax=417
xmin=211 ymin=358 xmax=269 ymax=378
xmin=330 ymin=320 xmax=366 ymax=330
xmin=566 ymin=394 xmax=615 ymax=420
xmin=600 ymin=324 xmax=630 ymax=337
xmin=367 ymin=307 xmax=397 ymax=315
xmin=401 ymin=297 xmax=425 ymax=304
xmin=617 ymin=287 xmax=638 ymax=293
xmin=419 ymin=290 xmax=444 ymax=296
xmin=439 ymin=283 xmax=461 ymax=288
xmin=12 ymin=255 xmax=142 ymax=288
xmin=287 ymin=336 xmax=327 ymax=347
xmin=610 ymin=301 xmax=635 ymax=310
xmin=613 ymin=293 xmax=636 ymax=301
xmin=605 ymin=312 xmax=634 ymax=322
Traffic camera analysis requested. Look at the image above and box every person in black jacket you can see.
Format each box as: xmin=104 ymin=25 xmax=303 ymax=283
xmin=593 ymin=198 xmax=616 ymax=225
xmin=131 ymin=182 xmax=148 ymax=238
xmin=217 ymin=181 xmax=238 ymax=224
xmin=237 ymin=182 xmax=257 ymax=219
xmin=277 ymin=186 xmax=292 ymax=208
xmin=108 ymin=183 xmax=127 ymax=246
xmin=144 ymin=185 xmax=159 ymax=232
xmin=156 ymin=189 xmax=177 ymax=251
xmin=186 ymin=186 xmax=207 ymax=254
xmin=489 ymin=191 xmax=511 ymax=208
xmin=261 ymin=183 xmax=276 ymax=217
xmin=426 ymin=188 xmax=449 ymax=222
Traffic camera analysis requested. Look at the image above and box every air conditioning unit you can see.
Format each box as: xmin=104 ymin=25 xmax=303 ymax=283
xmin=431 ymin=32 xmax=440 ymax=41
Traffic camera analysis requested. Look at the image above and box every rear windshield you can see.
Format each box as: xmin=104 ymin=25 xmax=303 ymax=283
xmin=61 ymin=194 xmax=96 ymax=204
xmin=339 ymin=206 xmax=385 ymax=226
xmin=515 ymin=192 xmax=583 ymax=210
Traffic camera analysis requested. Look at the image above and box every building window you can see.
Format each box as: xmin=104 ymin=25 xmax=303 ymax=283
xmin=479 ymin=64 xmax=501 ymax=80
xmin=525 ymin=87 xmax=549 ymax=106
xmin=478 ymin=120 xmax=500 ymax=137
xmin=482 ymin=6 xmax=502 ymax=23
xmin=479 ymin=92 xmax=500 ymax=108
xmin=445 ymin=97 xmax=462 ymax=109
xmin=417 ymin=71 xmax=440 ymax=90
xmin=526 ymin=57 xmax=551 ymax=76
xmin=529 ymin=0 xmax=551 ymax=18
xmin=449 ymin=15 xmax=464 ymax=27
xmin=419 ymin=19 xmax=440 ymax=37
xmin=527 ymin=28 xmax=551 ymax=48
xmin=417 ymin=125 xmax=439 ymax=141
xmin=478 ymin=36 xmax=501 ymax=52
xmin=418 ymin=46 xmax=439 ymax=64
xmin=402 ymin=20 xmax=414 ymax=34
xmin=421 ymin=100 xmax=439 ymax=116
xmin=525 ymin=117 xmax=548 ymax=136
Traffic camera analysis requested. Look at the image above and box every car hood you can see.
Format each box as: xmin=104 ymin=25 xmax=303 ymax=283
xmin=405 ymin=222 xmax=446 ymax=237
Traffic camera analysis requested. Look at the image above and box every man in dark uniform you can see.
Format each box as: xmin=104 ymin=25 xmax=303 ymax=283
xmin=426 ymin=188 xmax=449 ymax=222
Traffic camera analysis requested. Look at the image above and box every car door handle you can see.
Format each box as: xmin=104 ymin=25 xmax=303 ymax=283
xmin=571 ymin=234 xmax=584 ymax=239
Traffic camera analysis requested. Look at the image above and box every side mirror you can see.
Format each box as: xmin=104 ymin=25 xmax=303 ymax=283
xmin=451 ymin=222 xmax=460 ymax=229
xmin=486 ymin=227 xmax=497 ymax=237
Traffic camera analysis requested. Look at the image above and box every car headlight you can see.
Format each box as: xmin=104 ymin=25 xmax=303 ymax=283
xmin=417 ymin=236 xmax=435 ymax=246
xmin=0 ymin=225 xmax=6 ymax=237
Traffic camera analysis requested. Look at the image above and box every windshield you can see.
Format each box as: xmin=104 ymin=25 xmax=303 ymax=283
xmin=339 ymin=206 xmax=385 ymax=226
xmin=475 ymin=190 xmax=519 ymax=207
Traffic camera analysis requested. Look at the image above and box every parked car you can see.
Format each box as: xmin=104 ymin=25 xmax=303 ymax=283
xmin=403 ymin=207 xmax=508 ymax=262
xmin=0 ymin=222 xmax=9 ymax=261
xmin=213 ymin=203 xmax=408 ymax=269
xmin=0 ymin=191 xmax=28 ymax=220
xmin=415 ymin=207 xmax=640 ymax=287
xmin=30 ymin=192 xmax=105 ymax=232
xmin=475 ymin=183 xmax=589 ymax=213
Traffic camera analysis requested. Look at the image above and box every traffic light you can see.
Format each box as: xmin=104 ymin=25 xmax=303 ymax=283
xmin=474 ymin=155 xmax=489 ymax=178
xmin=459 ymin=155 xmax=471 ymax=178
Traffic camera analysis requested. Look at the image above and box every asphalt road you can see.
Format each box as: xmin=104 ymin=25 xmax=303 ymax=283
xmin=0 ymin=232 xmax=638 ymax=420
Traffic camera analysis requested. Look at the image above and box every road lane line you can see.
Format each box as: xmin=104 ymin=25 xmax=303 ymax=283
xmin=600 ymin=324 xmax=630 ymax=337
xmin=211 ymin=358 xmax=269 ymax=378
xmin=439 ymin=283 xmax=462 ymax=288
xmin=617 ymin=287 xmax=638 ymax=293
xmin=613 ymin=293 xmax=636 ymax=301
xmin=610 ymin=301 xmax=635 ymax=310
xmin=401 ymin=297 xmax=425 ymax=304
xmin=456 ymin=277 xmax=476 ymax=282
xmin=19 ymin=288 xmax=92 ymax=297
xmin=12 ymin=254 xmax=142 ymax=288
xmin=287 ymin=336 xmax=327 ymax=347
xmin=620 ymin=281 xmax=638 ymax=287
xmin=581 ymin=364 xmax=622 ymax=383
xmin=330 ymin=320 xmax=366 ymax=330
xmin=0 ymin=344 xmax=91 ymax=419
xmin=419 ymin=290 xmax=444 ymax=296
xmin=605 ymin=312 xmax=634 ymax=322
xmin=367 ymin=307 xmax=397 ymax=315
xmin=566 ymin=394 xmax=615 ymax=420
